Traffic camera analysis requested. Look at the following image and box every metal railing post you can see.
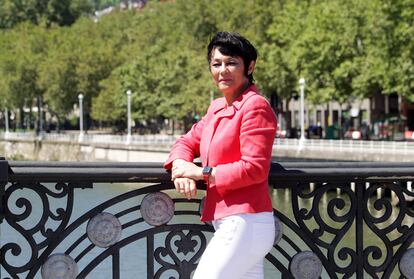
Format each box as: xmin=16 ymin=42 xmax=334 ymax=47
xmin=0 ymin=156 xmax=9 ymax=223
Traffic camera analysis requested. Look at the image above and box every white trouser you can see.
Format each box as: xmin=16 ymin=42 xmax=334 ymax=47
xmin=193 ymin=212 xmax=275 ymax=279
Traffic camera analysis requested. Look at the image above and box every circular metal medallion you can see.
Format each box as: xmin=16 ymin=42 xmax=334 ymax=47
xmin=41 ymin=253 xmax=78 ymax=279
xmin=274 ymin=215 xmax=283 ymax=245
xmin=400 ymin=248 xmax=414 ymax=279
xmin=87 ymin=212 xmax=122 ymax=248
xmin=141 ymin=192 xmax=174 ymax=226
xmin=290 ymin=251 xmax=322 ymax=279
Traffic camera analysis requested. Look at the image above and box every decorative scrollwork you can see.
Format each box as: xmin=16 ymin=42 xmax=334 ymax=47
xmin=1 ymin=182 xmax=74 ymax=276
xmin=2 ymin=164 xmax=414 ymax=278
xmin=154 ymin=230 xmax=207 ymax=279
xmin=292 ymin=182 xmax=357 ymax=275
xmin=363 ymin=182 xmax=414 ymax=278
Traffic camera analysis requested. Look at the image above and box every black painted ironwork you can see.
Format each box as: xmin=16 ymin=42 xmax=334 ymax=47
xmin=0 ymin=160 xmax=413 ymax=278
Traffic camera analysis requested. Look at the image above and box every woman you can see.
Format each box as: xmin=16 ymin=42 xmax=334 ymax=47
xmin=164 ymin=31 xmax=277 ymax=279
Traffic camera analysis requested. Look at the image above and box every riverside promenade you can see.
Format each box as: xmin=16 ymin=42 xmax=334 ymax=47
xmin=1 ymin=132 xmax=414 ymax=162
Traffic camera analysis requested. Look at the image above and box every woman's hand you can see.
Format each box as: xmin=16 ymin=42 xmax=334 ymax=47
xmin=172 ymin=159 xmax=203 ymax=181
xmin=173 ymin=177 xmax=197 ymax=200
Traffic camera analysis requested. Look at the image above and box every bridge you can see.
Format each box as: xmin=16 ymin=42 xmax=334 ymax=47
xmin=1 ymin=159 xmax=414 ymax=278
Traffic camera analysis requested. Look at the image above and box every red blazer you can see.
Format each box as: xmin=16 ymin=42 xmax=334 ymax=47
xmin=164 ymin=84 xmax=277 ymax=221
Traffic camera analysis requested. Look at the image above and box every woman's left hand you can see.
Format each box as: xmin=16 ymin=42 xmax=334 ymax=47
xmin=174 ymin=177 xmax=197 ymax=199
xmin=171 ymin=159 xmax=203 ymax=181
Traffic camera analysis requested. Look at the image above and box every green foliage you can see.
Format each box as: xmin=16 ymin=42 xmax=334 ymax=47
xmin=0 ymin=0 xmax=93 ymax=28
xmin=262 ymin=0 xmax=414 ymax=104
xmin=0 ymin=22 xmax=45 ymax=111
xmin=0 ymin=0 xmax=414 ymax=131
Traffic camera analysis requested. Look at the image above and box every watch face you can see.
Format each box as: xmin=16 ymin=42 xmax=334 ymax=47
xmin=203 ymin=166 xmax=212 ymax=175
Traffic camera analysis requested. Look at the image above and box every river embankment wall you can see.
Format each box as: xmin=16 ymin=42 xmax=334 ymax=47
xmin=0 ymin=140 xmax=170 ymax=162
xmin=1 ymin=138 xmax=413 ymax=162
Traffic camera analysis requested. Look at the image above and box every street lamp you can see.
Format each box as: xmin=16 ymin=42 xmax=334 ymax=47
xmin=126 ymin=90 xmax=132 ymax=144
xmin=299 ymin=78 xmax=306 ymax=148
xmin=78 ymin=93 xmax=84 ymax=142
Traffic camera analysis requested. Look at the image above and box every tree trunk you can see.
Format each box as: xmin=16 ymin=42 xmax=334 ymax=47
xmin=46 ymin=107 xmax=61 ymax=133
xmin=36 ymin=96 xmax=41 ymax=135
xmin=29 ymin=102 xmax=33 ymax=130
xmin=18 ymin=107 xmax=24 ymax=130
xmin=171 ymin=119 xmax=175 ymax=135
xmin=285 ymin=98 xmax=292 ymax=130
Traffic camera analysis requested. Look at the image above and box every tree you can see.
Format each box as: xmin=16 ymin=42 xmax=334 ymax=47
xmin=2 ymin=0 xmax=413 ymax=133
xmin=37 ymin=26 xmax=79 ymax=126
xmin=0 ymin=0 xmax=93 ymax=29
xmin=380 ymin=0 xmax=414 ymax=101
xmin=91 ymin=2 xmax=214 ymax=131
xmin=0 ymin=22 xmax=47 ymax=129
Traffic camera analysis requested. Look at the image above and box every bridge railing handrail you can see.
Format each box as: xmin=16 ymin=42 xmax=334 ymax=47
xmin=5 ymin=160 xmax=414 ymax=184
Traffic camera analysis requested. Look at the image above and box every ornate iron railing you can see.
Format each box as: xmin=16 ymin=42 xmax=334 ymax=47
xmin=1 ymin=159 xmax=414 ymax=279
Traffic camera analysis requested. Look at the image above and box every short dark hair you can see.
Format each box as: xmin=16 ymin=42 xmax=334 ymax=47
xmin=207 ymin=32 xmax=257 ymax=84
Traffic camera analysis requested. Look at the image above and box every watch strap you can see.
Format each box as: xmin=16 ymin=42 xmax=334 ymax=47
xmin=202 ymin=166 xmax=213 ymax=182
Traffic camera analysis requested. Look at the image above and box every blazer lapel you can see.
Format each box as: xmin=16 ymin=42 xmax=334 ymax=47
xmin=215 ymin=106 xmax=235 ymax=120
xmin=203 ymin=106 xmax=235 ymax=164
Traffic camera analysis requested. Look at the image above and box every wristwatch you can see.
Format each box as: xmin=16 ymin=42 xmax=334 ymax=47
xmin=202 ymin=166 xmax=213 ymax=182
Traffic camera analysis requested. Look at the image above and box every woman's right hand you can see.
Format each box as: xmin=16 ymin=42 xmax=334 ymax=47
xmin=173 ymin=177 xmax=197 ymax=200
xmin=172 ymin=159 xmax=203 ymax=181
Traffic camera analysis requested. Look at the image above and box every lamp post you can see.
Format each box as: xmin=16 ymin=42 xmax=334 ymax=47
xmin=299 ymin=77 xmax=306 ymax=148
xmin=78 ymin=93 xmax=84 ymax=142
xmin=126 ymin=90 xmax=132 ymax=144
